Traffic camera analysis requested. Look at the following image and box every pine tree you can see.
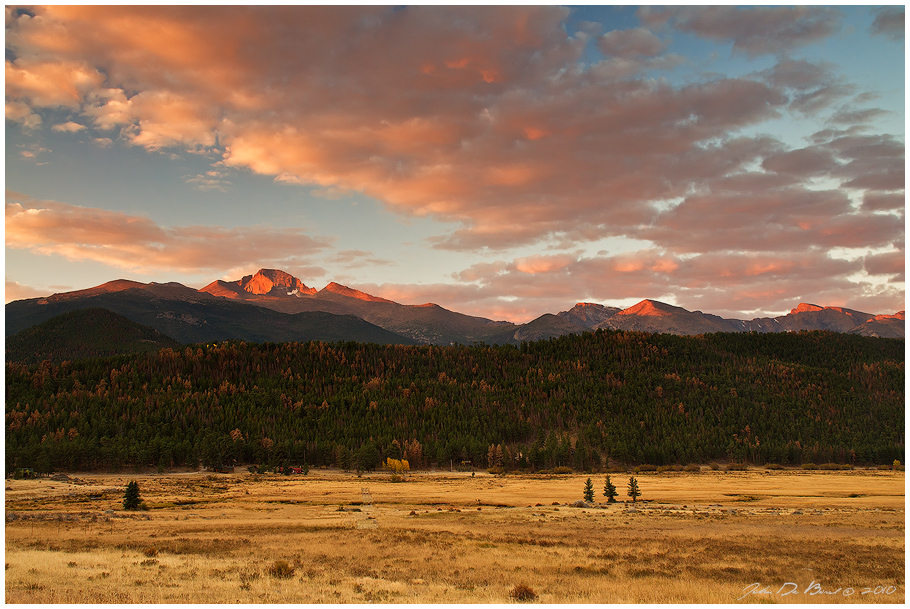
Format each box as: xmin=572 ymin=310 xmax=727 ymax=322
xmin=603 ymin=475 xmax=618 ymax=503
xmin=583 ymin=477 xmax=595 ymax=503
xmin=123 ymin=480 xmax=142 ymax=510
xmin=627 ymin=476 xmax=641 ymax=503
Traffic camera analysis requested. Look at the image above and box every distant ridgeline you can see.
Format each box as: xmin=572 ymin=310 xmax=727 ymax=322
xmin=5 ymin=330 xmax=904 ymax=473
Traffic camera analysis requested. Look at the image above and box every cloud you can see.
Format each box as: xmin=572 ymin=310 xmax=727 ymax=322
xmin=51 ymin=121 xmax=86 ymax=132
xmin=310 ymin=186 xmax=355 ymax=200
xmin=376 ymin=247 xmax=881 ymax=323
xmin=640 ymin=6 xmax=842 ymax=56
xmin=5 ymin=57 xmax=105 ymax=108
xmin=513 ymin=254 xmax=577 ymax=275
xmin=5 ymin=5 xmax=802 ymax=254
xmin=643 ymin=187 xmax=903 ymax=255
xmin=864 ymin=250 xmax=905 ymax=282
xmin=870 ymin=7 xmax=904 ymax=41
xmin=5 ymin=195 xmax=335 ymax=274
xmin=5 ymin=279 xmax=49 ymax=303
xmin=5 ymin=100 xmax=41 ymax=128
xmin=185 ymin=169 xmax=232 ymax=192
xmin=760 ymin=59 xmax=857 ymax=116
xmin=862 ymin=192 xmax=904 ymax=213
xmin=598 ymin=27 xmax=665 ymax=58
xmin=3 ymin=7 xmax=903 ymax=319
xmin=329 ymin=249 xmax=394 ymax=267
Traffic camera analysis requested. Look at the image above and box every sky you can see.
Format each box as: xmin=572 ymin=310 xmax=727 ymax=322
xmin=4 ymin=4 xmax=906 ymax=323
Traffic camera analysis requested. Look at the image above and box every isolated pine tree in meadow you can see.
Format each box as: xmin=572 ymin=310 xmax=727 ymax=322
xmin=603 ymin=476 xmax=618 ymax=503
xmin=123 ymin=480 xmax=142 ymax=510
xmin=627 ymin=476 xmax=641 ymax=503
xmin=583 ymin=477 xmax=595 ymax=503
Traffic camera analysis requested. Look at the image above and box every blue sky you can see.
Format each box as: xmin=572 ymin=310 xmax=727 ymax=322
xmin=5 ymin=5 xmax=905 ymax=322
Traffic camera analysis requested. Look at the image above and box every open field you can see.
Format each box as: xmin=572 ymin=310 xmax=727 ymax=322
xmin=6 ymin=468 xmax=904 ymax=603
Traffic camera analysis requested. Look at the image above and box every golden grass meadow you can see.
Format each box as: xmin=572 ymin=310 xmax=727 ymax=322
xmin=5 ymin=467 xmax=904 ymax=604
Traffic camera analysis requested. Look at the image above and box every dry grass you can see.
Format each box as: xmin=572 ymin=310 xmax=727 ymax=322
xmin=5 ymin=468 xmax=904 ymax=603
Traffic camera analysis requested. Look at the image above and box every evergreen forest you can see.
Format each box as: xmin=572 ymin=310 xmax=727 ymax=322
xmin=5 ymin=329 xmax=904 ymax=473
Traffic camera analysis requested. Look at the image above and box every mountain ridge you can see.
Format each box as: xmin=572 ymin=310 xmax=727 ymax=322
xmin=7 ymin=268 xmax=904 ymax=343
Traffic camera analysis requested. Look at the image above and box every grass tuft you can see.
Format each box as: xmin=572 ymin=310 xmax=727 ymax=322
xmin=510 ymin=583 xmax=538 ymax=602
xmin=266 ymin=559 xmax=295 ymax=579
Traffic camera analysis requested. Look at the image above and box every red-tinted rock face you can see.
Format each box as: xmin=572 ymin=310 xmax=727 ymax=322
xmin=240 ymin=269 xmax=317 ymax=295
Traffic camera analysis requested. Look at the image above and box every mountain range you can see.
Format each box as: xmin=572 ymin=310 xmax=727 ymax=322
xmin=6 ymin=268 xmax=904 ymax=348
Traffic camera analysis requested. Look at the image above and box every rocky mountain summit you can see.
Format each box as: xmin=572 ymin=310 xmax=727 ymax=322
xmin=6 ymin=268 xmax=904 ymax=345
xmin=202 ymin=268 xmax=318 ymax=298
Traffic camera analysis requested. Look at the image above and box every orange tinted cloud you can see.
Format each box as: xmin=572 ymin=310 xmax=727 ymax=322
xmin=5 ymin=58 xmax=104 ymax=107
xmin=5 ymin=279 xmax=49 ymax=303
xmin=4 ymin=6 xmax=903 ymax=318
xmin=4 ymin=6 xmax=802 ymax=249
xmin=6 ymin=196 xmax=334 ymax=274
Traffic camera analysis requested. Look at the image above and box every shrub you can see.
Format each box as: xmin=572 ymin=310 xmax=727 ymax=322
xmin=509 ymin=583 xmax=538 ymax=602
xmin=551 ymin=466 xmax=573 ymax=475
xmin=819 ymin=463 xmax=842 ymax=470
xmin=267 ymin=560 xmax=295 ymax=579
xmin=725 ymin=463 xmax=747 ymax=471
xmin=709 ymin=463 xmax=719 ymax=471
xmin=142 ymin=547 xmax=158 ymax=557
xmin=684 ymin=464 xmax=700 ymax=472
xmin=635 ymin=464 xmax=657 ymax=472
xmin=764 ymin=463 xmax=784 ymax=470
xmin=878 ymin=464 xmax=892 ymax=470
xmin=801 ymin=463 xmax=818 ymax=470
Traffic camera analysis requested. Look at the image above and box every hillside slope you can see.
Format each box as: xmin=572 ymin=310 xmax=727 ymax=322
xmin=5 ymin=290 xmax=418 ymax=346
xmin=5 ymin=308 xmax=180 ymax=365
xmin=6 ymin=330 xmax=903 ymax=472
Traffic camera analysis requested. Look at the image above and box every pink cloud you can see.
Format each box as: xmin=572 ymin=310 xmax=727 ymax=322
xmin=5 ymin=279 xmax=49 ymax=303
xmin=6 ymin=6 xmax=798 ymax=253
xmin=372 ymin=248 xmax=886 ymax=322
xmin=514 ymin=254 xmax=575 ymax=275
xmin=864 ymin=250 xmax=905 ymax=281
xmin=3 ymin=7 xmax=903 ymax=320
xmin=6 ymin=196 xmax=334 ymax=274
xmin=5 ymin=57 xmax=104 ymax=108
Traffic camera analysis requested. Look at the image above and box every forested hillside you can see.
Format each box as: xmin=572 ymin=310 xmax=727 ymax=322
xmin=5 ymin=330 xmax=904 ymax=473
xmin=5 ymin=308 xmax=180 ymax=365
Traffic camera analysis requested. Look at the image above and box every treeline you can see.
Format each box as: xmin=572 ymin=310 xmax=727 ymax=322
xmin=5 ymin=330 xmax=904 ymax=473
